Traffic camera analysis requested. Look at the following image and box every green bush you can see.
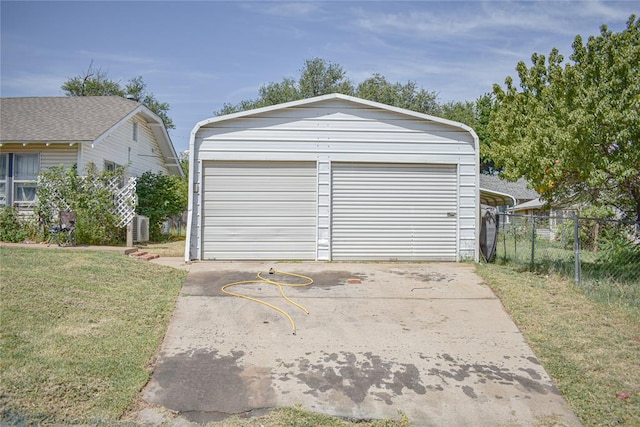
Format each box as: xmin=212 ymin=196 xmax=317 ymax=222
xmin=0 ymin=207 xmax=30 ymax=243
xmin=135 ymin=171 xmax=186 ymax=241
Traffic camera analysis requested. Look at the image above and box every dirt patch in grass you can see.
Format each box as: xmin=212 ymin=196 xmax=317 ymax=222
xmin=476 ymin=263 xmax=640 ymax=427
xmin=135 ymin=239 xmax=185 ymax=257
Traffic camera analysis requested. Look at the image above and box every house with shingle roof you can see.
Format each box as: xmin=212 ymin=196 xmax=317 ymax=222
xmin=479 ymin=175 xmax=539 ymax=207
xmin=0 ymin=96 xmax=182 ymax=208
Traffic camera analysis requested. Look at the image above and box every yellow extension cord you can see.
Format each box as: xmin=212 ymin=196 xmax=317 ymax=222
xmin=221 ymin=268 xmax=314 ymax=335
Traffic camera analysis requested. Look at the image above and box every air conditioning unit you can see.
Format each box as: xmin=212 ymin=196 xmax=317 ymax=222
xmin=132 ymin=215 xmax=150 ymax=243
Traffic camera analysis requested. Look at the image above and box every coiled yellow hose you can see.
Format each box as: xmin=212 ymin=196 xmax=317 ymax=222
xmin=221 ymin=268 xmax=314 ymax=335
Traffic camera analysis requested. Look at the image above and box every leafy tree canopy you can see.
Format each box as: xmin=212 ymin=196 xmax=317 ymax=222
xmin=215 ymin=58 xmax=353 ymax=115
xmin=135 ymin=171 xmax=187 ymax=241
xmin=216 ymin=58 xmax=444 ymax=116
xmin=62 ymin=62 xmax=174 ymax=129
xmin=489 ymin=15 xmax=640 ymax=218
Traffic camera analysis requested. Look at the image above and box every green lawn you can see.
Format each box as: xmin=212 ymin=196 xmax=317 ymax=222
xmin=0 ymin=246 xmax=186 ymax=425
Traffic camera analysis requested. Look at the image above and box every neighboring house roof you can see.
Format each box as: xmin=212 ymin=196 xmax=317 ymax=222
xmin=0 ymin=96 xmax=182 ymax=176
xmin=510 ymin=197 xmax=546 ymax=212
xmin=1 ymin=96 xmax=141 ymax=142
xmin=480 ymin=189 xmax=516 ymax=207
xmin=479 ymin=175 xmax=539 ymax=201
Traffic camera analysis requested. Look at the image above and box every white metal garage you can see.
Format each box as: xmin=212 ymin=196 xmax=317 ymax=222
xmin=186 ymin=94 xmax=479 ymax=262
xmin=331 ymin=163 xmax=458 ymax=261
xmin=202 ymin=161 xmax=317 ymax=260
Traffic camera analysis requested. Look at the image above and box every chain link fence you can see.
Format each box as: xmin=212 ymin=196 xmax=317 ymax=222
xmin=494 ymin=213 xmax=640 ymax=306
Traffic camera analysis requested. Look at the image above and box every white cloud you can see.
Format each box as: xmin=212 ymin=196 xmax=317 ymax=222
xmin=351 ymin=1 xmax=634 ymax=42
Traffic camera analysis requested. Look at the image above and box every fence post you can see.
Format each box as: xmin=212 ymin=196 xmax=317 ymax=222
xmin=573 ymin=212 xmax=581 ymax=285
xmin=503 ymin=215 xmax=507 ymax=262
xmin=530 ymin=214 xmax=536 ymax=271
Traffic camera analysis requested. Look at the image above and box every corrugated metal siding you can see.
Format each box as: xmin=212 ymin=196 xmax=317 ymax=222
xmin=331 ymin=163 xmax=458 ymax=261
xmin=202 ymin=161 xmax=316 ymax=260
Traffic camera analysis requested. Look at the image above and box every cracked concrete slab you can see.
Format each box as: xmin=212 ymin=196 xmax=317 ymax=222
xmin=137 ymin=262 xmax=581 ymax=426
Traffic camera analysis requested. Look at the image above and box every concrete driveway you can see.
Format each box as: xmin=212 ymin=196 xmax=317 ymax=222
xmin=137 ymin=261 xmax=580 ymax=426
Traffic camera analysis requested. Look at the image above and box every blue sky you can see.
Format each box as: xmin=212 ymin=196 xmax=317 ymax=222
xmin=1 ymin=1 xmax=637 ymax=153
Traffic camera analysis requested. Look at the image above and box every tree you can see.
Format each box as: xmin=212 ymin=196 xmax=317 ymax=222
xmin=216 ymin=58 xmax=354 ymax=115
xmin=135 ymin=171 xmax=186 ymax=241
xmin=489 ymin=15 xmax=640 ymax=219
xmin=356 ymin=73 xmax=439 ymax=115
xmin=62 ymin=62 xmax=174 ymax=129
xmin=299 ymin=58 xmax=354 ymax=98
xmin=473 ymin=94 xmax=499 ymax=174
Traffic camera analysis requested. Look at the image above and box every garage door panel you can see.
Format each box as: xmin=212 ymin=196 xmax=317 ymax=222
xmin=204 ymin=176 xmax=316 ymax=191
xmin=207 ymin=165 xmax=314 ymax=176
xmin=332 ymin=163 xmax=457 ymax=261
xmin=202 ymin=161 xmax=316 ymax=260
xmin=205 ymin=201 xmax=317 ymax=215
xmin=207 ymin=227 xmax=315 ymax=241
xmin=204 ymin=192 xmax=315 ymax=202
xmin=205 ymin=216 xmax=314 ymax=227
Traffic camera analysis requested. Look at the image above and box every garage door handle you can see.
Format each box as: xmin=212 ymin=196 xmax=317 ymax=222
xmin=447 ymin=212 xmax=457 ymax=217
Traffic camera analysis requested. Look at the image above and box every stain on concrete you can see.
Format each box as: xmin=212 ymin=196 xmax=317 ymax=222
xmin=182 ymin=271 xmax=253 ymax=296
xmin=389 ymin=269 xmax=453 ymax=283
xmin=527 ymin=356 xmax=541 ymax=365
xmin=462 ymin=385 xmax=478 ymax=398
xmin=426 ymin=353 xmax=559 ymax=397
xmin=182 ymin=270 xmax=367 ymax=296
xmin=278 ymin=351 xmax=426 ymax=405
xmin=299 ymin=271 xmax=367 ymax=289
xmin=148 ymin=349 xmax=276 ymax=423
xmin=519 ymin=367 xmax=542 ymax=380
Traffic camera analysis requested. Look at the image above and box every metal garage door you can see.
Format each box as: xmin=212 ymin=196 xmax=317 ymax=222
xmin=202 ymin=161 xmax=316 ymax=260
xmin=331 ymin=163 xmax=458 ymax=261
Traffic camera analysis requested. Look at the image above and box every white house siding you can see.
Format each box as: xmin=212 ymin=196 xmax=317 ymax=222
xmin=0 ymin=144 xmax=78 ymax=170
xmin=188 ymin=96 xmax=478 ymax=261
xmin=80 ymin=116 xmax=169 ymax=177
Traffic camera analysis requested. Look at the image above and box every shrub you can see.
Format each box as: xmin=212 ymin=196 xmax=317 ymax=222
xmin=0 ymin=207 xmax=30 ymax=243
xmin=135 ymin=171 xmax=186 ymax=241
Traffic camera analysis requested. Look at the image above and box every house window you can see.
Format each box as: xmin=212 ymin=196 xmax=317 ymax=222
xmin=0 ymin=153 xmax=40 ymax=207
xmin=133 ymin=122 xmax=138 ymax=142
xmin=104 ymin=160 xmax=121 ymax=172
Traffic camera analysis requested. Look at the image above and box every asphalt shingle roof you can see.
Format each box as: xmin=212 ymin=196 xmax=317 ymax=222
xmin=480 ymin=174 xmax=539 ymax=200
xmin=0 ymin=96 xmax=141 ymax=142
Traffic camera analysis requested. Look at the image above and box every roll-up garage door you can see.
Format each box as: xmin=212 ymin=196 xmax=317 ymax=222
xmin=331 ymin=163 xmax=458 ymax=261
xmin=202 ymin=161 xmax=316 ymax=260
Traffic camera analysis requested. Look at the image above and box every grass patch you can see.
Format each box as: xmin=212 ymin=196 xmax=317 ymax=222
xmin=476 ymin=263 xmax=640 ymax=427
xmin=0 ymin=246 xmax=186 ymax=425
xmin=201 ymin=406 xmax=412 ymax=427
